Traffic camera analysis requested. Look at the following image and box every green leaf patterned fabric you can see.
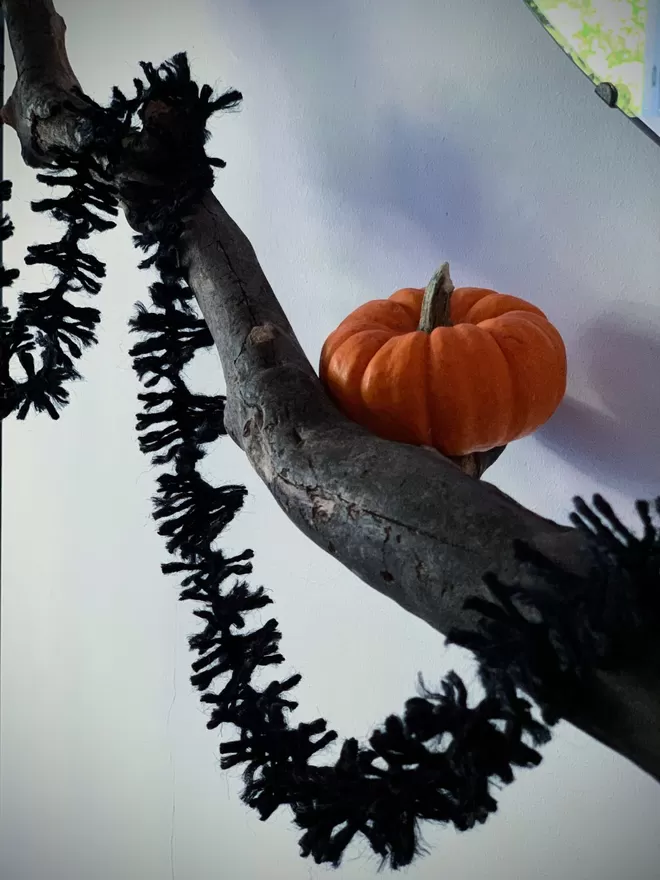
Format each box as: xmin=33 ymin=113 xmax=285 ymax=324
xmin=524 ymin=0 xmax=647 ymax=116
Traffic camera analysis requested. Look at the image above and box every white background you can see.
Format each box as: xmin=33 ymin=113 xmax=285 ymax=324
xmin=2 ymin=1 xmax=660 ymax=878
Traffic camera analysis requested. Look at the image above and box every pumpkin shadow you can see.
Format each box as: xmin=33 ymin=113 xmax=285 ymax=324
xmin=330 ymin=110 xmax=487 ymax=261
xmin=536 ymin=315 xmax=660 ymax=498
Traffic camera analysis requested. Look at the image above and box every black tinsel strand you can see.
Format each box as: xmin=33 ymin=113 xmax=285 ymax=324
xmin=5 ymin=49 xmax=659 ymax=871
xmin=0 ymin=95 xmax=126 ymax=420
xmin=446 ymin=494 xmax=660 ymax=726
xmin=0 ymin=181 xmax=23 ymax=418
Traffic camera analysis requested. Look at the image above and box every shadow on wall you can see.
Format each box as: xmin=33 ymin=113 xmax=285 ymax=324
xmin=241 ymin=0 xmax=585 ymax=301
xmin=537 ymin=314 xmax=660 ymax=498
xmin=330 ymin=109 xmax=487 ymax=262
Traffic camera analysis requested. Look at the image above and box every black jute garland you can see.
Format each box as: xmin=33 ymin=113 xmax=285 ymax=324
xmin=0 ymin=144 xmax=118 ymax=420
xmin=1 ymin=52 xmax=658 ymax=871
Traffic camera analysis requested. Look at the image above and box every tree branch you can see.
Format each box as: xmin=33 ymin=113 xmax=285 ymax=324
xmin=4 ymin=0 xmax=660 ymax=784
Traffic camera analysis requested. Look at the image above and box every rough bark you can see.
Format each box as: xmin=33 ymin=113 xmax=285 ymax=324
xmin=4 ymin=0 xmax=660 ymax=783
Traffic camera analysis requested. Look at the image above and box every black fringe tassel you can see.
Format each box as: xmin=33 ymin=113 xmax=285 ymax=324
xmin=1 ymin=52 xmax=658 ymax=871
xmin=0 ymin=110 xmax=120 ymax=419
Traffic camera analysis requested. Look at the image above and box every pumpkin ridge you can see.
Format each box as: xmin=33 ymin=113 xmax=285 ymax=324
xmin=484 ymin=326 xmax=528 ymax=440
xmin=513 ymin=312 xmax=567 ymax=410
xmin=450 ymin=287 xmax=494 ymax=324
xmin=387 ymin=296 xmax=422 ymax=326
xmin=358 ymin=332 xmax=431 ymax=445
xmin=422 ymin=330 xmax=435 ymax=447
xmin=343 ymin=300 xmax=418 ymax=335
xmin=466 ymin=322 xmax=517 ymax=449
xmin=481 ymin=323 xmax=517 ymax=445
xmin=480 ymin=314 xmax=564 ymax=440
xmin=426 ymin=326 xmax=470 ymax=454
xmin=325 ymin=328 xmax=395 ymax=419
xmin=465 ymin=294 xmax=547 ymax=325
xmin=429 ymin=323 xmax=515 ymax=454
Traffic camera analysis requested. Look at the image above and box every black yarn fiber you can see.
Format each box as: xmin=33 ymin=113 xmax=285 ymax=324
xmin=1 ymin=52 xmax=658 ymax=871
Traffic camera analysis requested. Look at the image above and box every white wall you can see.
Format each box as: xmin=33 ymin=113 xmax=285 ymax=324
xmin=2 ymin=1 xmax=660 ymax=878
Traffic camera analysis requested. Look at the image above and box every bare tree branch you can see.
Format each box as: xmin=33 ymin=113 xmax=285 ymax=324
xmin=4 ymin=0 xmax=660 ymax=784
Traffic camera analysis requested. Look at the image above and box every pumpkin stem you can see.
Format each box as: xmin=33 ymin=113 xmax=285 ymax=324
xmin=417 ymin=262 xmax=454 ymax=332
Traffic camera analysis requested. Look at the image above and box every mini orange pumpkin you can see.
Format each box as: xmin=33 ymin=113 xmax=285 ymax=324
xmin=319 ymin=263 xmax=567 ymax=457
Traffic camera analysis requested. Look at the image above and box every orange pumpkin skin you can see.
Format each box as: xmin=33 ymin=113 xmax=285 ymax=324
xmin=319 ymin=285 xmax=567 ymax=456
